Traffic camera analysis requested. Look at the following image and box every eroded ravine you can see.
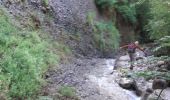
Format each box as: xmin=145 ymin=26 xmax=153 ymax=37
xmin=46 ymin=57 xmax=141 ymax=100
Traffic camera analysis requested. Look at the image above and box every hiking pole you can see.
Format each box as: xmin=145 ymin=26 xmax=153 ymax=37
xmin=157 ymin=89 xmax=164 ymax=100
xmin=152 ymin=78 xmax=167 ymax=100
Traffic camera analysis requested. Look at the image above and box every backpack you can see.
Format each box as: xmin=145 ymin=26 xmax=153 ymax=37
xmin=128 ymin=43 xmax=136 ymax=53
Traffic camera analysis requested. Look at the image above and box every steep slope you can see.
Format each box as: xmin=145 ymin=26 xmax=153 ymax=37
xmin=49 ymin=0 xmax=98 ymax=32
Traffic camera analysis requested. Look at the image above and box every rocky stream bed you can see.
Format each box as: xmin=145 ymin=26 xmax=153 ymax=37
xmin=43 ymin=50 xmax=170 ymax=100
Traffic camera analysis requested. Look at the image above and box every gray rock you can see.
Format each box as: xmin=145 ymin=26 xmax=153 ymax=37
xmin=49 ymin=0 xmax=99 ymax=33
xmin=119 ymin=78 xmax=136 ymax=90
xmin=141 ymin=88 xmax=153 ymax=100
xmin=152 ymin=79 xmax=167 ymax=90
xmin=134 ymin=78 xmax=148 ymax=96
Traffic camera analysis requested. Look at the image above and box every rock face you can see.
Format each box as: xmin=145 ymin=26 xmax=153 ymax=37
xmin=49 ymin=0 xmax=98 ymax=32
xmin=48 ymin=0 xmax=107 ymax=57
xmin=0 ymin=0 xmax=102 ymax=57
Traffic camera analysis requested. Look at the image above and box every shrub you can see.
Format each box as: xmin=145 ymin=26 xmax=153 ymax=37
xmin=42 ymin=0 xmax=49 ymax=7
xmin=135 ymin=0 xmax=151 ymax=43
xmin=146 ymin=0 xmax=170 ymax=39
xmin=95 ymin=0 xmax=118 ymax=10
xmin=94 ymin=21 xmax=120 ymax=52
xmin=153 ymin=36 xmax=170 ymax=56
xmin=116 ymin=5 xmax=136 ymax=24
xmin=0 ymin=8 xmax=57 ymax=99
xmin=142 ymin=0 xmax=170 ymax=55
xmin=95 ymin=0 xmax=137 ymax=24
xmin=58 ymin=86 xmax=76 ymax=98
xmin=86 ymin=12 xmax=120 ymax=53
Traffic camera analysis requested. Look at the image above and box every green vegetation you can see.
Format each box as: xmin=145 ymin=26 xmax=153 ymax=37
xmin=146 ymin=0 xmax=170 ymax=39
xmin=1 ymin=0 xmax=170 ymax=99
xmin=136 ymin=0 xmax=170 ymax=54
xmin=0 ymin=8 xmax=58 ymax=99
xmin=38 ymin=96 xmax=53 ymax=100
xmin=95 ymin=0 xmax=118 ymax=10
xmin=128 ymin=0 xmax=170 ymax=86
xmin=42 ymin=0 xmax=49 ymax=6
xmin=58 ymin=86 xmax=76 ymax=98
xmin=87 ymin=12 xmax=120 ymax=52
xmin=133 ymin=56 xmax=170 ymax=80
xmin=154 ymin=36 xmax=170 ymax=56
xmin=116 ymin=5 xmax=136 ymax=24
xmin=135 ymin=0 xmax=151 ymax=43
xmin=94 ymin=21 xmax=120 ymax=52
xmin=134 ymin=71 xmax=170 ymax=81
xmin=95 ymin=0 xmax=137 ymax=24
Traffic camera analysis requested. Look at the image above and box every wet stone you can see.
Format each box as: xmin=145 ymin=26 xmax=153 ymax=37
xmin=119 ymin=78 xmax=136 ymax=90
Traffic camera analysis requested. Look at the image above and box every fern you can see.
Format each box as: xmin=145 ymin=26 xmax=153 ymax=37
xmin=95 ymin=0 xmax=137 ymax=24
xmin=95 ymin=0 xmax=118 ymax=9
xmin=134 ymin=71 xmax=170 ymax=80
xmin=153 ymin=36 xmax=170 ymax=55
xmin=146 ymin=0 xmax=170 ymax=39
xmin=116 ymin=5 xmax=137 ymax=24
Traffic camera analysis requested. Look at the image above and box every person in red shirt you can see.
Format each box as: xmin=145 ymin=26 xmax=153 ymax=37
xmin=120 ymin=41 xmax=146 ymax=70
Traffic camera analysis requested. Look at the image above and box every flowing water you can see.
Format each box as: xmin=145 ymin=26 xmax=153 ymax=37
xmin=87 ymin=59 xmax=141 ymax=100
xmin=47 ymin=51 xmax=170 ymax=100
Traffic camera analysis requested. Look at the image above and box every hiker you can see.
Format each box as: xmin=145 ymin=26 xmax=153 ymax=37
xmin=120 ymin=41 xmax=146 ymax=70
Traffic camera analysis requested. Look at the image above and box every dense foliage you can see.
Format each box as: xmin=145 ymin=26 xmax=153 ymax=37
xmin=144 ymin=0 xmax=170 ymax=54
xmin=147 ymin=0 xmax=170 ymax=39
xmin=95 ymin=0 xmax=117 ymax=10
xmin=94 ymin=21 xmax=120 ymax=52
xmin=131 ymin=0 xmax=170 ymax=81
xmin=87 ymin=12 xmax=120 ymax=53
xmin=135 ymin=0 xmax=151 ymax=43
xmin=0 ymin=9 xmax=57 ymax=99
xmin=95 ymin=0 xmax=137 ymax=24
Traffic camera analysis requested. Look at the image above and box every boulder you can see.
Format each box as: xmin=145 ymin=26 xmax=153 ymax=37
xmin=141 ymin=88 xmax=153 ymax=100
xmin=119 ymin=78 xmax=146 ymax=96
xmin=134 ymin=82 xmax=145 ymax=96
xmin=119 ymin=78 xmax=136 ymax=90
xmin=165 ymin=61 xmax=170 ymax=70
xmin=149 ymin=89 xmax=165 ymax=100
xmin=157 ymin=61 xmax=165 ymax=66
xmin=133 ymin=78 xmax=150 ymax=96
xmin=152 ymin=79 xmax=167 ymax=90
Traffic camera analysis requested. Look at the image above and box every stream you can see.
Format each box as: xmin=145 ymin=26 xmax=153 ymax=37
xmin=87 ymin=59 xmax=140 ymax=100
xmin=46 ymin=57 xmax=142 ymax=100
xmin=45 ymin=49 xmax=170 ymax=100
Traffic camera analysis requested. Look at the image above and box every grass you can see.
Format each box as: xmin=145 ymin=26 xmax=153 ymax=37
xmin=58 ymin=86 xmax=76 ymax=98
xmin=0 ymin=8 xmax=58 ymax=99
xmin=37 ymin=96 xmax=53 ymax=100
